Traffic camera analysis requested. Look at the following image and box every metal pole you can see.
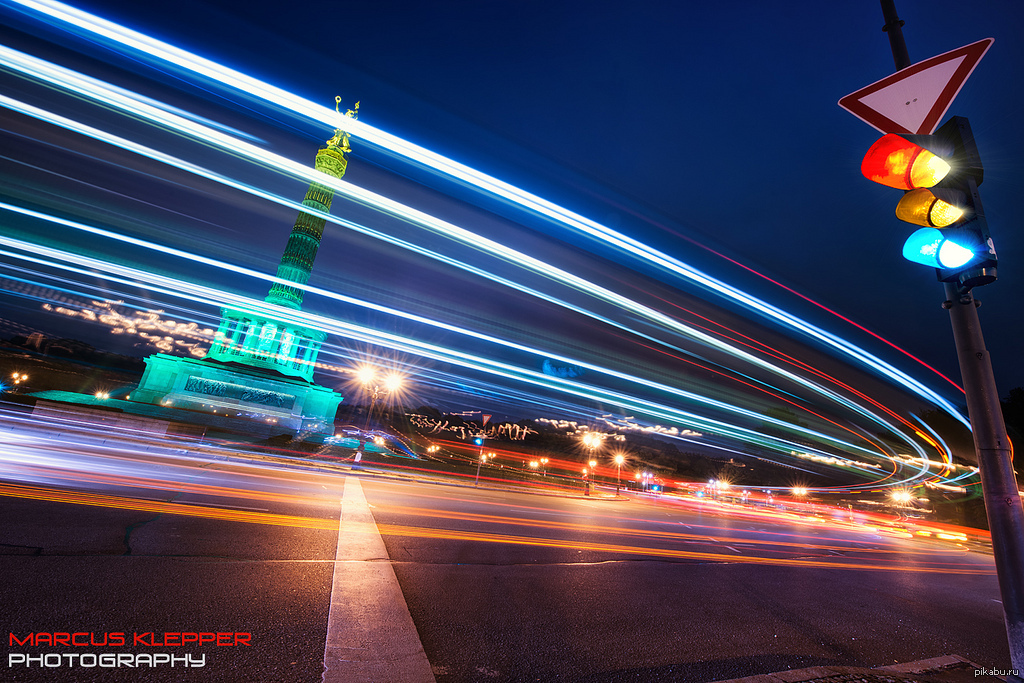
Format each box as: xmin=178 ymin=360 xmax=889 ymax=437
xmin=879 ymin=0 xmax=911 ymax=70
xmin=944 ymin=284 xmax=1024 ymax=675
xmin=475 ymin=441 xmax=484 ymax=486
xmin=875 ymin=4 xmax=1023 ymax=672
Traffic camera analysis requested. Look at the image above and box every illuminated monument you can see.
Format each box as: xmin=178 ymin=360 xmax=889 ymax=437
xmin=130 ymin=99 xmax=359 ymax=436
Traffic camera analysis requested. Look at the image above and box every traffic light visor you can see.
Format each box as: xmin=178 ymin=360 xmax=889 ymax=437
xmin=862 ymin=134 xmax=951 ymax=190
xmin=902 ymin=228 xmax=975 ymax=269
xmin=895 ymin=188 xmax=964 ymax=228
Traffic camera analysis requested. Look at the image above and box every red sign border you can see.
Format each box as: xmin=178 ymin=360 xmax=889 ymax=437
xmin=839 ymin=38 xmax=994 ymax=135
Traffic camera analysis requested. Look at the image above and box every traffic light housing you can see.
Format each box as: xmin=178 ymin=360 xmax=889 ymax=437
xmin=861 ymin=116 xmax=997 ymax=289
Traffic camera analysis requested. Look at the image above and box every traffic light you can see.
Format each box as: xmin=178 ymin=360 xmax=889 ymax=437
xmin=861 ymin=116 xmax=997 ymax=289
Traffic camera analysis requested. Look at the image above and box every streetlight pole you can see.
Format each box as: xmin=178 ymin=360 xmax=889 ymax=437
xmin=354 ymin=367 xmax=404 ymax=466
xmin=581 ymin=433 xmax=602 ymax=496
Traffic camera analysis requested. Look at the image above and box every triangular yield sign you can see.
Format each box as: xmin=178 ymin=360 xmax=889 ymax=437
xmin=839 ymin=38 xmax=993 ymax=135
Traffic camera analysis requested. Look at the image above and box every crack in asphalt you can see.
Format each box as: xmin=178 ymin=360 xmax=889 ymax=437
xmin=121 ymin=492 xmax=185 ymax=556
xmin=0 ymin=542 xmax=43 ymax=555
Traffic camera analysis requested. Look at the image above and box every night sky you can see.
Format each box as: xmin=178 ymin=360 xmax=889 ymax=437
xmin=1 ymin=0 xmax=1022 ymax=465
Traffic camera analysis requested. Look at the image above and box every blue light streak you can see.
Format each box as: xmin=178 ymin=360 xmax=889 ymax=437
xmin=0 ymin=0 xmax=967 ymax=429
xmin=0 ymin=0 xmax=978 ymax=490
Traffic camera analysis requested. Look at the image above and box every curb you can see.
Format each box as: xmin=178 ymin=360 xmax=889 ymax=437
xmin=711 ymin=656 xmax=1007 ymax=683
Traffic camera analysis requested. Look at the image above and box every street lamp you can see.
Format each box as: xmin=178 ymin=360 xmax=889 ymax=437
xmin=891 ymin=489 xmax=913 ymax=520
xmin=475 ymin=450 xmax=489 ymax=486
xmin=353 ymin=366 xmax=404 ymax=465
xmin=613 ymin=453 xmax=625 ymax=494
xmin=581 ymin=433 xmax=603 ymax=495
xmin=356 ymin=366 xmax=404 ymax=429
xmin=9 ymin=372 xmax=28 ymax=393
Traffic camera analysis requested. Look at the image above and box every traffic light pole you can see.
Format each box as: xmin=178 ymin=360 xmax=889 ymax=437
xmin=879 ymin=2 xmax=1024 ymax=675
xmin=944 ymin=284 xmax=1024 ymax=677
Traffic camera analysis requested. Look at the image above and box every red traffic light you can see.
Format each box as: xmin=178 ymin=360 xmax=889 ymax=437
xmin=861 ymin=134 xmax=951 ymax=190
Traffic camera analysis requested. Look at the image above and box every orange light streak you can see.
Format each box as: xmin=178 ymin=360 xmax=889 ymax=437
xmin=0 ymin=481 xmax=338 ymax=530
xmin=375 ymin=523 xmax=989 ymax=574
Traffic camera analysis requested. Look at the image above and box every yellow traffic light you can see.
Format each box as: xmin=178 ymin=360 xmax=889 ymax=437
xmin=895 ymin=188 xmax=964 ymax=228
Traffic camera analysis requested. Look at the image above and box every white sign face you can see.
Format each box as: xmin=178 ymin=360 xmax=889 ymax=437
xmin=839 ymin=38 xmax=993 ymax=135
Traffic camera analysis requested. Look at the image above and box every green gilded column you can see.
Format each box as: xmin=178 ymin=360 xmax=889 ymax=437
xmin=265 ymin=101 xmax=357 ymax=309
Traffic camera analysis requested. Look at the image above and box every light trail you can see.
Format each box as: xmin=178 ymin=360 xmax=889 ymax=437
xmin=0 ymin=0 xmax=968 ymax=428
xmin=372 ymin=524 xmax=988 ymax=574
xmin=0 ymin=52 xmax=911 ymax=444
xmin=0 ymin=201 xmax=866 ymax=458
xmin=366 ymin=503 xmax=967 ymax=560
xmin=0 ymin=417 xmax=990 ymax=574
xmin=0 ymin=231 xmax=882 ymax=463
xmin=0 ymin=10 xmax=972 ymax=486
xmin=0 ymin=481 xmax=339 ymax=529
xmin=0 ymin=472 xmax=988 ymax=575
xmin=0 ymin=88 xmax=936 ymax=474
xmin=1 ymin=186 xmax=950 ymax=485
xmin=0 ymin=479 xmax=987 ymax=574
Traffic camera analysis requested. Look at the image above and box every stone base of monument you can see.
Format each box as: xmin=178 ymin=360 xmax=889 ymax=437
xmin=130 ymin=353 xmax=342 ymax=437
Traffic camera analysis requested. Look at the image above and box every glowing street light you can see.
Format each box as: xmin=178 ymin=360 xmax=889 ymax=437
xmin=356 ymin=366 xmax=403 ymax=423
xmin=891 ymin=488 xmax=914 ymax=519
xmin=356 ymin=366 xmax=405 ymax=429
xmin=581 ymin=436 xmax=602 ymax=456
xmin=475 ymin=450 xmax=488 ymax=486
xmin=891 ymin=489 xmax=913 ymax=503
xmin=581 ymin=433 xmax=603 ymax=496
xmin=353 ymin=365 xmax=405 ymax=466
xmin=613 ymin=453 xmax=625 ymax=494
xmin=9 ymin=372 xmax=28 ymax=393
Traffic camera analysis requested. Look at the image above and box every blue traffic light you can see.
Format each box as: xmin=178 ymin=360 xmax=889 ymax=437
xmin=473 ymin=437 xmax=483 ymax=446
xmin=902 ymin=228 xmax=976 ymax=269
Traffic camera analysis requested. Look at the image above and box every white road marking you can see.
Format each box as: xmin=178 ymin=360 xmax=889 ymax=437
xmin=321 ymin=477 xmax=435 ymax=682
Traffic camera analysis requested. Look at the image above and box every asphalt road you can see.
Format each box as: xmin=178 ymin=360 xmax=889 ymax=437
xmin=0 ymin=416 xmax=1012 ymax=682
xmin=362 ymin=479 xmax=1008 ymax=682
